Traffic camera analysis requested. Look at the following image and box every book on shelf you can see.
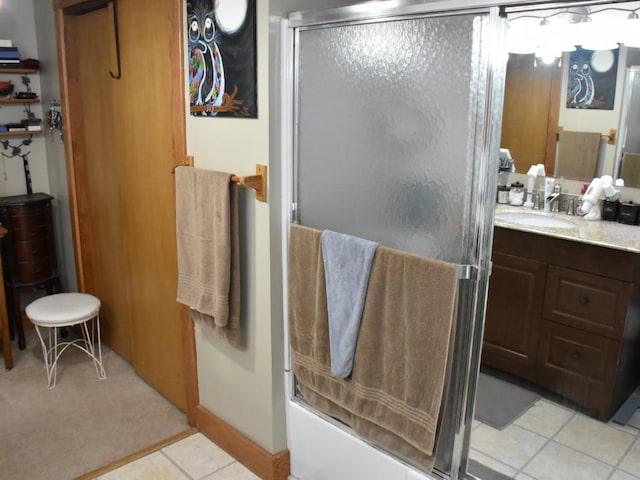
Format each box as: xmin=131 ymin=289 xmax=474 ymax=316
xmin=0 ymin=50 xmax=20 ymax=59
xmin=14 ymin=92 xmax=38 ymax=100
xmin=0 ymin=61 xmax=25 ymax=69
xmin=0 ymin=40 xmax=12 ymax=48
xmin=0 ymin=58 xmax=21 ymax=63
xmin=6 ymin=123 xmax=27 ymax=132
xmin=21 ymin=118 xmax=42 ymax=132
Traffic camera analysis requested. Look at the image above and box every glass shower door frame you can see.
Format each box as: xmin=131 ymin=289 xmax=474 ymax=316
xmin=281 ymin=3 xmax=507 ymax=478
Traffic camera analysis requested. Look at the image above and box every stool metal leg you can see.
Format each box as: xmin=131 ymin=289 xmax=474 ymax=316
xmin=34 ymin=314 xmax=106 ymax=388
xmin=34 ymin=324 xmax=59 ymax=388
xmin=80 ymin=315 xmax=106 ymax=380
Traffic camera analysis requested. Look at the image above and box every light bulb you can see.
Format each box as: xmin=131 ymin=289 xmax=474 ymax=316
xmin=621 ymin=11 xmax=640 ymax=48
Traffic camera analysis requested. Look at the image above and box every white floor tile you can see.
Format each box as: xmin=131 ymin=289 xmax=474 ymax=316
xmin=515 ymin=474 xmax=536 ymax=480
xmin=619 ymin=439 xmax=640 ymax=477
xmin=471 ymin=423 xmax=547 ymax=469
xmin=610 ymin=470 xmax=640 ymax=480
xmin=522 ymin=441 xmax=612 ymax=480
xmin=469 ymin=448 xmax=518 ymax=477
xmin=203 ymin=461 xmax=261 ymax=479
xmin=513 ymin=399 xmax=574 ymax=438
xmin=554 ymin=415 xmax=635 ymax=465
xmin=162 ymin=433 xmax=235 ymax=479
xmin=97 ymin=451 xmax=189 ymax=480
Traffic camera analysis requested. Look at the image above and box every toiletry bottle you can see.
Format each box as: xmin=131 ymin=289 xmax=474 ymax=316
xmin=576 ymin=182 xmax=589 ymax=217
xmin=543 ymin=178 xmax=555 ymax=211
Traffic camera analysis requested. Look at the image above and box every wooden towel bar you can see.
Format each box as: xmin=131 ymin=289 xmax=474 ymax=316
xmin=172 ymin=156 xmax=267 ymax=202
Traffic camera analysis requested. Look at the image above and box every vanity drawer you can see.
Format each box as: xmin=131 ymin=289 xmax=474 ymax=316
xmin=544 ymin=266 xmax=631 ymax=338
xmin=537 ymin=321 xmax=620 ymax=419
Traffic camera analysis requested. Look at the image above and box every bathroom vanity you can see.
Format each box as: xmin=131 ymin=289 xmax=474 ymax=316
xmin=482 ymin=206 xmax=640 ymax=420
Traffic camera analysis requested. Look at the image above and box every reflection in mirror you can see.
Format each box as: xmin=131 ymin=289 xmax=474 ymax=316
xmin=470 ymin=3 xmax=640 ymax=480
xmin=500 ymin=2 xmax=640 ymax=185
xmin=614 ymin=66 xmax=640 ymax=187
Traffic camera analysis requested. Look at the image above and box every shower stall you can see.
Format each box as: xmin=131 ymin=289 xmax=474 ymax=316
xmin=278 ymin=2 xmax=507 ymax=478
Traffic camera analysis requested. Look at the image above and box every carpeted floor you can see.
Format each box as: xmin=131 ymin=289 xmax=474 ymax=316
xmin=0 ymin=329 xmax=189 ymax=480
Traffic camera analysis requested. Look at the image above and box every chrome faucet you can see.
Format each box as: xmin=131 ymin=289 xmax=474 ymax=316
xmin=546 ymin=185 xmax=561 ymax=212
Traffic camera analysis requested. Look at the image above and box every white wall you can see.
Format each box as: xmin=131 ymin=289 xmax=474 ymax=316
xmin=32 ymin=0 xmax=77 ymax=291
xmin=0 ymin=0 xmax=48 ymax=197
xmin=186 ymin=0 xmax=286 ymax=453
xmin=0 ymin=0 xmax=76 ymax=291
xmin=558 ymin=47 xmax=627 ymax=178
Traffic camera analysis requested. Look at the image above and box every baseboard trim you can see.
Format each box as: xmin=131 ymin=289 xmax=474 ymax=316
xmin=196 ymin=405 xmax=290 ymax=480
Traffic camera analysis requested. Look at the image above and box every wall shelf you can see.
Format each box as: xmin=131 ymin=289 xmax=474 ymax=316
xmin=0 ymin=98 xmax=40 ymax=105
xmin=0 ymin=68 xmax=39 ymax=75
xmin=0 ymin=130 xmax=42 ymax=137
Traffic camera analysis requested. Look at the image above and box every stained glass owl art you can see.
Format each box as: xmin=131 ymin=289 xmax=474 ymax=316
xmin=188 ymin=0 xmax=225 ymax=113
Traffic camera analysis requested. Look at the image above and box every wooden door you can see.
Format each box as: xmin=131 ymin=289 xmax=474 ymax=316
xmin=501 ymin=54 xmax=562 ymax=175
xmin=58 ymin=0 xmax=187 ymax=410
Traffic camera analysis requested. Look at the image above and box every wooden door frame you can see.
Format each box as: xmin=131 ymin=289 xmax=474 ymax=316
xmin=53 ymin=0 xmax=198 ymax=425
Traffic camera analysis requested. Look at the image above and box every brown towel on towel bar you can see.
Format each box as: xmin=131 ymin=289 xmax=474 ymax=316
xmin=555 ymin=131 xmax=602 ymax=180
xmin=175 ymin=166 xmax=240 ymax=343
xmin=288 ymin=224 xmax=459 ymax=471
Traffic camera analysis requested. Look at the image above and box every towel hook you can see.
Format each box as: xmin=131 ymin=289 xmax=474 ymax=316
xmin=109 ymin=0 xmax=122 ymax=79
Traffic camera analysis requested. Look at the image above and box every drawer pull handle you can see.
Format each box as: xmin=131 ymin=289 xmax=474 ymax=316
xmin=571 ymin=351 xmax=582 ymax=361
xmin=579 ymin=296 xmax=590 ymax=306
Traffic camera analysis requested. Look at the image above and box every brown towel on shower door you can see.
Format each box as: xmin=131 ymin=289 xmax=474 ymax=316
xmin=175 ymin=166 xmax=240 ymax=343
xmin=288 ymin=224 xmax=459 ymax=471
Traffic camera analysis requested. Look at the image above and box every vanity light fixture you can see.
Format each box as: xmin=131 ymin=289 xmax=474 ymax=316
xmin=506 ymin=20 xmax=537 ymax=54
xmin=579 ymin=15 xmax=619 ymax=51
xmin=620 ymin=10 xmax=640 ymax=48
xmin=534 ymin=18 xmax=566 ymax=65
xmin=508 ymin=6 xmax=640 ymax=54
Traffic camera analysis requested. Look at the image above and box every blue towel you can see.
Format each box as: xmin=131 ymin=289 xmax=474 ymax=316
xmin=321 ymin=230 xmax=378 ymax=378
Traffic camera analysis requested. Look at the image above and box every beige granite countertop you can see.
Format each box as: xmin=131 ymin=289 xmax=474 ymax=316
xmin=494 ymin=205 xmax=640 ymax=254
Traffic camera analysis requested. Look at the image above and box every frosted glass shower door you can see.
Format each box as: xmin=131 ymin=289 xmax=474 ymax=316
xmin=295 ymin=13 xmax=490 ymax=264
xmin=289 ymin=6 xmax=502 ymax=479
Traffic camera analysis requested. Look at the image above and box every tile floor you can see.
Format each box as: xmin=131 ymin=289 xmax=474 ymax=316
xmin=470 ymin=398 xmax=640 ymax=480
xmin=92 ymin=401 xmax=640 ymax=480
xmin=93 ymin=433 xmax=260 ymax=480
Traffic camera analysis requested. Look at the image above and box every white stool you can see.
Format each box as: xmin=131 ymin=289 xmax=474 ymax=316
xmin=26 ymin=293 xmax=106 ymax=388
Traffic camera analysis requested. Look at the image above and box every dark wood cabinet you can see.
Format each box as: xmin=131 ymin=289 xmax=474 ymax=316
xmin=482 ymin=252 xmax=546 ymax=382
xmin=482 ymin=227 xmax=640 ymax=420
xmin=0 ymin=193 xmax=61 ymax=349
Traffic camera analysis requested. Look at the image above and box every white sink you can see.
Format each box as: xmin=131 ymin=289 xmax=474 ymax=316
xmin=495 ymin=212 xmax=576 ymax=229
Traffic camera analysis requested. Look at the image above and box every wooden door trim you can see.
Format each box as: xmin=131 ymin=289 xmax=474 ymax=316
xmin=54 ymin=0 xmax=198 ymax=422
xmin=54 ymin=8 xmax=89 ymax=292
xmin=544 ymin=64 xmax=563 ymax=176
xmin=169 ymin=0 xmax=198 ymax=423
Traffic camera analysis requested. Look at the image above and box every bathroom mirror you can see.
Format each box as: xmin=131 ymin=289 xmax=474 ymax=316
xmin=502 ymin=2 xmax=640 ymax=183
xmin=614 ymin=66 xmax=640 ymax=187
